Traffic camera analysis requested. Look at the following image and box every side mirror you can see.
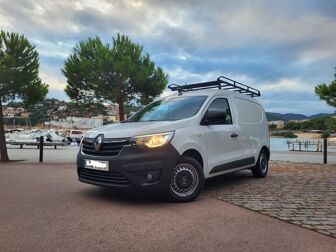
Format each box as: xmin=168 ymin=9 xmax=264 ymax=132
xmin=201 ymin=109 xmax=226 ymax=125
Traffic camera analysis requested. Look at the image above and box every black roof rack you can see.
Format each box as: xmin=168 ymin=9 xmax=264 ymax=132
xmin=168 ymin=76 xmax=261 ymax=97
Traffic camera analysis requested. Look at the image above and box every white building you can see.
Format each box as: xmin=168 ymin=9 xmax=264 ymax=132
xmin=45 ymin=116 xmax=103 ymax=129
xmin=268 ymin=120 xmax=285 ymax=129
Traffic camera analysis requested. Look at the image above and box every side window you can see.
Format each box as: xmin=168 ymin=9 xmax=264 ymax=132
xmin=205 ymin=98 xmax=233 ymax=125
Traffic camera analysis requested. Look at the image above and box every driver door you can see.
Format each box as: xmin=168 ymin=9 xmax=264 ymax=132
xmin=202 ymin=97 xmax=243 ymax=175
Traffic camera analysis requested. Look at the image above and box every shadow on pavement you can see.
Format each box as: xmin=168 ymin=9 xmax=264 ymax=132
xmin=79 ymin=170 xmax=255 ymax=204
xmin=81 ymin=186 xmax=170 ymax=205
xmin=204 ymin=170 xmax=254 ymax=192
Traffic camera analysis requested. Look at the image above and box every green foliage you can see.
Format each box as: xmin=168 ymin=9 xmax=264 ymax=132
xmin=0 ymin=30 xmax=48 ymax=104
xmin=321 ymin=130 xmax=331 ymax=139
xmin=268 ymin=124 xmax=277 ymax=130
xmin=67 ymin=101 xmax=105 ymax=117
xmin=124 ymin=104 xmax=142 ymax=115
xmin=27 ymin=106 xmax=48 ymax=126
xmin=272 ymin=131 xmax=298 ymax=138
xmin=315 ymin=67 xmax=336 ymax=108
xmin=3 ymin=117 xmax=27 ymax=126
xmin=284 ymin=117 xmax=336 ymax=131
xmin=0 ymin=31 xmax=48 ymax=161
xmin=63 ymin=34 xmax=168 ymax=120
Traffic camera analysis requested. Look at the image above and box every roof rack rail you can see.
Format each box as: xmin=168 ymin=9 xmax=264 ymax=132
xmin=168 ymin=76 xmax=261 ymax=97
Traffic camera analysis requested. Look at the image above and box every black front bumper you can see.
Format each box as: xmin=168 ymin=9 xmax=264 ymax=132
xmin=77 ymin=143 xmax=180 ymax=190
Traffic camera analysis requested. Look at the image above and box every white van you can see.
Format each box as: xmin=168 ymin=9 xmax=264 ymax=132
xmin=77 ymin=76 xmax=270 ymax=202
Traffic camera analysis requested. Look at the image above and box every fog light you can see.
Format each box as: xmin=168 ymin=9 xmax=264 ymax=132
xmin=146 ymin=173 xmax=153 ymax=182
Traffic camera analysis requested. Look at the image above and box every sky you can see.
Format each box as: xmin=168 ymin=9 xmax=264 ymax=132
xmin=1 ymin=0 xmax=336 ymax=115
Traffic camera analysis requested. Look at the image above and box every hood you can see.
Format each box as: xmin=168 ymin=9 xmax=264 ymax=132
xmin=84 ymin=120 xmax=189 ymax=139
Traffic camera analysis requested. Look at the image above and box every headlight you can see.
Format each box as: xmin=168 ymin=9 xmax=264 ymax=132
xmin=132 ymin=131 xmax=174 ymax=148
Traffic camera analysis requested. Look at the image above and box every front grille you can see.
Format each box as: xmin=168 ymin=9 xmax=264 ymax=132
xmin=82 ymin=137 xmax=130 ymax=156
xmin=79 ymin=168 xmax=130 ymax=185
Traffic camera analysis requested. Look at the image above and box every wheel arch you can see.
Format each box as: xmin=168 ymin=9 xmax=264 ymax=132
xmin=182 ymin=149 xmax=204 ymax=168
xmin=260 ymin=145 xmax=270 ymax=160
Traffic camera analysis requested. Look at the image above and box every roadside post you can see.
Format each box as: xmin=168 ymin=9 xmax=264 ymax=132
xmin=323 ymin=138 xmax=327 ymax=164
xmin=39 ymin=136 xmax=44 ymax=163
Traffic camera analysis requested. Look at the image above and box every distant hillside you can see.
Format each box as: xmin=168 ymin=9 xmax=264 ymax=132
xmin=265 ymin=112 xmax=285 ymax=121
xmin=308 ymin=113 xmax=335 ymax=119
xmin=266 ymin=112 xmax=335 ymax=122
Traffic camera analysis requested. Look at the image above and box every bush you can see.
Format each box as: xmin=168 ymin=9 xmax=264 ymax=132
xmin=284 ymin=116 xmax=336 ymax=131
xmin=268 ymin=124 xmax=277 ymax=130
xmin=272 ymin=131 xmax=298 ymax=138
xmin=321 ymin=130 xmax=331 ymax=139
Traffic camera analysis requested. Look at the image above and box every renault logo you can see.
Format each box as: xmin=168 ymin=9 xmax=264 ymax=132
xmin=94 ymin=135 xmax=104 ymax=152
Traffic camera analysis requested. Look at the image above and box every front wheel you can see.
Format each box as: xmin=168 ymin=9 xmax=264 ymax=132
xmin=167 ymin=156 xmax=204 ymax=202
xmin=251 ymin=150 xmax=269 ymax=178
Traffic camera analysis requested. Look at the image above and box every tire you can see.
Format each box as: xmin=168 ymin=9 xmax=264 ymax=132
xmin=251 ymin=149 xmax=269 ymax=178
xmin=166 ymin=156 xmax=204 ymax=202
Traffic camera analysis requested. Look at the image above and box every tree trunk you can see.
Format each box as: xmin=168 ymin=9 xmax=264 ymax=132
xmin=118 ymin=99 xmax=125 ymax=121
xmin=0 ymin=99 xmax=10 ymax=161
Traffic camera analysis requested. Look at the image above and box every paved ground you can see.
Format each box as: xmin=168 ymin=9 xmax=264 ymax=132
xmin=6 ymin=145 xmax=336 ymax=163
xmin=0 ymin=162 xmax=336 ymax=251
xmin=6 ymin=144 xmax=79 ymax=162
xmin=270 ymin=150 xmax=336 ymax=164
xmin=205 ymin=161 xmax=336 ymax=238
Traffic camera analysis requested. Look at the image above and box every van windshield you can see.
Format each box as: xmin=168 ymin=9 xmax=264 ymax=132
xmin=127 ymin=96 xmax=207 ymax=122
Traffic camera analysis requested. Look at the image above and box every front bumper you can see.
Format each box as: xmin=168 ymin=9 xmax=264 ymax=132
xmin=77 ymin=143 xmax=180 ymax=190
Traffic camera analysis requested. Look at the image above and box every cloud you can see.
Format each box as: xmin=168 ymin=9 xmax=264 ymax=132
xmin=40 ymin=73 xmax=66 ymax=92
xmin=0 ymin=0 xmax=336 ymax=115
xmin=31 ymin=39 xmax=73 ymax=58
xmin=259 ymin=78 xmax=313 ymax=93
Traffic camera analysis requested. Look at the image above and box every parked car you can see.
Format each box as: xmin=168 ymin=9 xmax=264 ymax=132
xmin=77 ymin=76 xmax=270 ymax=202
xmin=70 ymin=130 xmax=84 ymax=143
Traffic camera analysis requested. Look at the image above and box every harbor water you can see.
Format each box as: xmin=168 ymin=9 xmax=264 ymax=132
xmin=271 ymin=137 xmax=336 ymax=152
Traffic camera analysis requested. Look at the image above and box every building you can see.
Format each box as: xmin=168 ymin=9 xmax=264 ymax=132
xmin=57 ymin=105 xmax=67 ymax=112
xmin=44 ymin=116 xmax=103 ymax=129
xmin=3 ymin=107 xmax=30 ymax=119
xmin=288 ymin=119 xmax=308 ymax=123
xmin=102 ymin=103 xmax=127 ymax=122
xmin=95 ymin=114 xmax=127 ymax=123
xmin=268 ymin=120 xmax=285 ymax=129
xmin=104 ymin=104 xmax=120 ymax=115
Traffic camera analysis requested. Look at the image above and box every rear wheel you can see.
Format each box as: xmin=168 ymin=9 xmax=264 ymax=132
xmin=251 ymin=150 xmax=269 ymax=178
xmin=167 ymin=156 xmax=204 ymax=202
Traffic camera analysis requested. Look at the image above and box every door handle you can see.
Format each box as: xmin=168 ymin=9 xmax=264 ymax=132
xmin=231 ymin=133 xmax=238 ymax=138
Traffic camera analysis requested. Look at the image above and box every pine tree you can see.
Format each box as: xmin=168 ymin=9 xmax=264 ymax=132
xmin=315 ymin=68 xmax=336 ymax=108
xmin=63 ymin=34 xmax=168 ymax=121
xmin=0 ymin=31 xmax=48 ymax=161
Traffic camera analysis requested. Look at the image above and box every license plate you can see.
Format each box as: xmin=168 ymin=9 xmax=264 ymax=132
xmin=85 ymin=160 xmax=109 ymax=171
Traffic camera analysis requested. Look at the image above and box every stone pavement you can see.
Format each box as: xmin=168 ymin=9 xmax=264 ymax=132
xmin=204 ymin=161 xmax=336 ymax=238
xmin=3 ymin=162 xmax=336 ymax=251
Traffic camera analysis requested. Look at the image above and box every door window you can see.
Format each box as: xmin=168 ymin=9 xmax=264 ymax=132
xmin=205 ymin=98 xmax=233 ymax=125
